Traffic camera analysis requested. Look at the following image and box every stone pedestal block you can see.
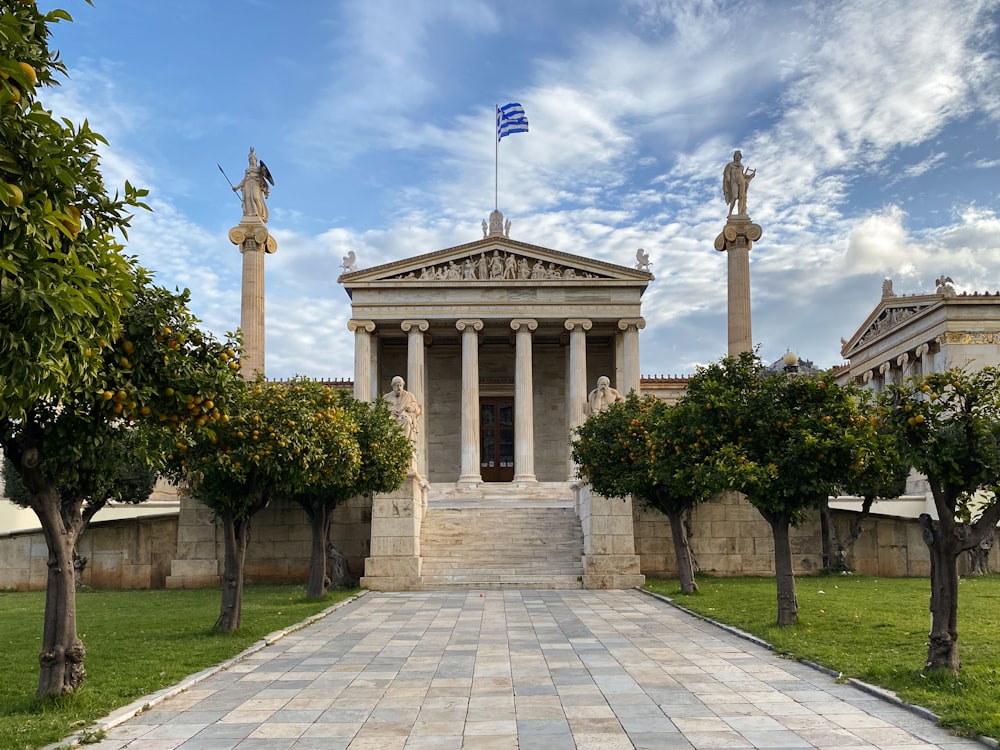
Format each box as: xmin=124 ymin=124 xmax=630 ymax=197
xmin=361 ymin=476 xmax=426 ymax=591
xmin=574 ymin=482 xmax=645 ymax=590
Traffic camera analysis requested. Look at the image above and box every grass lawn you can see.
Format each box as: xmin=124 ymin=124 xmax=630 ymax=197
xmin=645 ymin=573 xmax=1000 ymax=741
xmin=0 ymin=584 xmax=359 ymax=750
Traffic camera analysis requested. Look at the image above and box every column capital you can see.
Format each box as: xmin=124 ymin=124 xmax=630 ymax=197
xmin=564 ymin=318 xmax=593 ymax=332
xmin=510 ymin=318 xmax=538 ymax=332
xmin=617 ymin=317 xmax=646 ymax=332
xmin=401 ymin=319 xmax=430 ymax=333
xmin=915 ymin=342 xmax=931 ymax=358
xmin=348 ymin=319 xmax=376 ymax=333
xmin=456 ymin=319 xmax=484 ymax=333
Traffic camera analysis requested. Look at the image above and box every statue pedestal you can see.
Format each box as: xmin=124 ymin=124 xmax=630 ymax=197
xmin=361 ymin=475 xmax=426 ymax=591
xmin=575 ymin=483 xmax=645 ymax=589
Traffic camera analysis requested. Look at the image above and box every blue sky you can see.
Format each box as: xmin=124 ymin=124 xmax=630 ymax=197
xmin=41 ymin=0 xmax=1000 ymax=379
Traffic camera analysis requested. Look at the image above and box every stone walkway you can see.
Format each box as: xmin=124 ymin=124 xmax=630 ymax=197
xmin=75 ymin=589 xmax=989 ymax=750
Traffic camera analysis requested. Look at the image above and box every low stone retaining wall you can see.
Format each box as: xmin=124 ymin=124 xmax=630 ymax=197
xmin=0 ymin=514 xmax=178 ymax=591
xmin=634 ymin=491 xmax=1000 ymax=578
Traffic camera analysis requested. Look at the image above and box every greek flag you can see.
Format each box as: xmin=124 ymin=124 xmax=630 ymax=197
xmin=497 ymin=102 xmax=529 ymax=141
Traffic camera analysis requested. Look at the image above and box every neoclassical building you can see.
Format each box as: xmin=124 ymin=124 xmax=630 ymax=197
xmin=338 ymin=210 xmax=653 ymax=590
xmin=340 ymin=210 xmax=652 ymax=485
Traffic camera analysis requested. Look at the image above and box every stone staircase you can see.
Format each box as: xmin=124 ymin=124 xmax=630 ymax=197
xmin=418 ymin=482 xmax=584 ymax=590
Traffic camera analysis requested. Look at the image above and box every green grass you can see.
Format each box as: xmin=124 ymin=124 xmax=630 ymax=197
xmin=0 ymin=584 xmax=359 ymax=750
xmin=645 ymin=574 xmax=1000 ymax=741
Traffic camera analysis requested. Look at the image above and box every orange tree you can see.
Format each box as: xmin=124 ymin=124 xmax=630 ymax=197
xmin=881 ymin=367 xmax=1000 ymax=673
xmin=680 ymin=352 xmax=876 ymax=625
xmin=165 ymin=378 xmax=362 ymax=632
xmin=290 ymin=392 xmax=411 ymax=600
xmin=1 ymin=3 xmax=147 ymax=421
xmin=572 ymin=393 xmax=717 ymax=594
xmin=1 ymin=277 xmax=240 ymax=699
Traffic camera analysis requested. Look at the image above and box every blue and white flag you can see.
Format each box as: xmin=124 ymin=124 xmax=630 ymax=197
xmin=497 ymin=102 xmax=529 ymax=141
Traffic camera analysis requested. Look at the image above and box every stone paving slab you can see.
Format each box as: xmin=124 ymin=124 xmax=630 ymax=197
xmin=69 ymin=590 xmax=991 ymax=750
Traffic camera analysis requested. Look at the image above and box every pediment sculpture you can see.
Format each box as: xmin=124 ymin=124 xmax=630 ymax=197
xmin=383 ymin=249 xmax=609 ymax=282
xmin=856 ymin=304 xmax=929 ymax=346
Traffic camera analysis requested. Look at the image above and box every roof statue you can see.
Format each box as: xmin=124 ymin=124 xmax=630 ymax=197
xmin=341 ymin=250 xmax=358 ymax=273
xmin=483 ymin=208 xmax=511 ymax=238
xmin=722 ymin=149 xmax=755 ymax=218
xmin=233 ymin=147 xmax=274 ymax=223
xmin=882 ymin=278 xmax=896 ymax=298
xmin=936 ymin=275 xmax=955 ymax=296
xmin=635 ymin=248 xmax=651 ymax=272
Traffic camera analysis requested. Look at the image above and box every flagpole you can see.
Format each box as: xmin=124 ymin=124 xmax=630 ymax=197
xmin=494 ymin=103 xmax=499 ymax=211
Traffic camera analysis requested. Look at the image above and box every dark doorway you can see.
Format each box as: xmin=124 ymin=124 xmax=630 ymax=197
xmin=480 ymin=397 xmax=514 ymax=482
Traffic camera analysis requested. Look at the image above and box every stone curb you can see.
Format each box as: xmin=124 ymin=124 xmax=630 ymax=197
xmin=49 ymin=589 xmax=369 ymax=750
xmin=637 ymin=587 xmax=998 ymax=749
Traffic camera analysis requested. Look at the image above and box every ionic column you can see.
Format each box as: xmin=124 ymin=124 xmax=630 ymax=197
xmin=229 ymin=222 xmax=276 ymax=378
xmin=618 ymin=317 xmax=645 ymax=396
xmin=511 ymin=319 xmax=538 ymax=483
xmin=402 ymin=320 xmax=429 ymax=478
xmin=456 ymin=319 xmax=483 ymax=484
xmin=565 ymin=319 xmax=592 ymax=477
xmin=347 ymin=320 xmax=376 ymax=402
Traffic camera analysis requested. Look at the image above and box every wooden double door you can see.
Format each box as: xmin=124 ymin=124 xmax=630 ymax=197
xmin=480 ymin=396 xmax=514 ymax=482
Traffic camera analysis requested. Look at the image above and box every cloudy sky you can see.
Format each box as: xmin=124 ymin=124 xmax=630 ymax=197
xmin=41 ymin=0 xmax=1000 ymax=379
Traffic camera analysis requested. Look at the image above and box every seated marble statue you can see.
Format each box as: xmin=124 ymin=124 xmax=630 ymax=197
xmin=384 ymin=375 xmax=422 ymax=442
xmin=587 ymin=376 xmax=624 ymax=414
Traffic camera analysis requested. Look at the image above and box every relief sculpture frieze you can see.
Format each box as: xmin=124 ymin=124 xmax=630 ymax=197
xmin=384 ymin=249 xmax=608 ymax=281
xmin=856 ymin=304 xmax=929 ymax=345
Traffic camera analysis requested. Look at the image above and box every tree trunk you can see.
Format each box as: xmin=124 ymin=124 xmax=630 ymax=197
xmin=767 ymin=512 xmax=798 ymax=626
xmin=15 ymin=442 xmax=87 ymax=698
xmin=306 ymin=504 xmax=330 ymax=600
xmin=215 ymin=511 xmax=249 ymax=633
xmin=920 ymin=512 xmax=961 ymax=672
xmin=666 ymin=508 xmax=698 ymax=594
xmin=818 ymin=500 xmax=834 ymax=571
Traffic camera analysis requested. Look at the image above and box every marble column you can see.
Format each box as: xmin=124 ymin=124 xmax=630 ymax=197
xmin=456 ymin=319 xmax=483 ymax=485
xmin=228 ymin=220 xmax=277 ymax=378
xmin=402 ymin=320 xmax=429 ymax=478
xmin=565 ymin=318 xmax=591 ymax=478
xmin=618 ymin=317 xmax=645 ymax=396
xmin=511 ymin=319 xmax=538 ymax=483
xmin=348 ymin=320 xmax=376 ymax=402
xmin=714 ymin=218 xmax=762 ymax=356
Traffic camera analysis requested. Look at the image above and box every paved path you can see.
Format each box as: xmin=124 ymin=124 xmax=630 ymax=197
xmin=79 ymin=590 xmax=988 ymax=750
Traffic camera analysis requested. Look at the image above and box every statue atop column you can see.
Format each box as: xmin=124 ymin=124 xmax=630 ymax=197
xmin=722 ymin=149 xmax=755 ymax=218
xmin=586 ymin=376 xmax=624 ymax=415
xmin=233 ymin=147 xmax=274 ymax=223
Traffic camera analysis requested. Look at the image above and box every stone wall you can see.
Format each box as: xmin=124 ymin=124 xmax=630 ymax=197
xmin=0 ymin=514 xmax=178 ymax=591
xmin=634 ymin=492 xmax=1000 ymax=578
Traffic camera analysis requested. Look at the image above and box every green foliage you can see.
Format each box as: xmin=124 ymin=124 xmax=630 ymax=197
xmin=0 ymin=585 xmax=358 ymax=750
xmin=167 ymin=378 xmax=363 ymax=520
xmin=681 ymin=352 xmax=874 ymax=523
xmin=882 ymin=367 xmax=1000 ymax=518
xmin=0 ymin=4 xmax=150 ymax=420
xmin=646 ymin=575 xmax=1000 ymax=740
xmin=572 ymin=393 xmax=716 ymax=514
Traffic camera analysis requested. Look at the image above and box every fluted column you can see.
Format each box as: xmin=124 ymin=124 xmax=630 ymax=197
xmin=511 ymin=319 xmax=538 ymax=483
xmin=402 ymin=320 xmax=429 ymax=478
xmin=714 ymin=218 xmax=762 ymax=356
xmin=618 ymin=318 xmax=645 ymax=396
xmin=565 ymin=318 xmax=592 ymax=478
xmin=348 ymin=320 xmax=376 ymax=402
xmin=457 ymin=319 xmax=483 ymax=484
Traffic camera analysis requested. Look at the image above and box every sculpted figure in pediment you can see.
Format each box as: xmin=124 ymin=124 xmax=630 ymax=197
xmin=518 ymin=257 xmax=531 ymax=279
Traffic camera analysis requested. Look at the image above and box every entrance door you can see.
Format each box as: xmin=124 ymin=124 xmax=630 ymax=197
xmin=480 ymin=397 xmax=514 ymax=482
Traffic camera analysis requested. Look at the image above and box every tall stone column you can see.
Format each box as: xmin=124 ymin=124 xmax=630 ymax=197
xmin=348 ymin=320 xmax=376 ymax=402
xmin=402 ymin=320 xmax=429 ymax=478
xmin=228 ymin=220 xmax=277 ymax=378
xmin=565 ymin=318 xmax=591 ymax=478
xmin=714 ymin=218 xmax=762 ymax=356
xmin=456 ymin=319 xmax=483 ymax=485
xmin=617 ymin=318 xmax=645 ymax=396
xmin=511 ymin=319 xmax=538 ymax=483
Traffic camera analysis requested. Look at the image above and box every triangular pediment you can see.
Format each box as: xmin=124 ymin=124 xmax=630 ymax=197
xmin=841 ymin=295 xmax=940 ymax=358
xmin=339 ymin=237 xmax=653 ymax=287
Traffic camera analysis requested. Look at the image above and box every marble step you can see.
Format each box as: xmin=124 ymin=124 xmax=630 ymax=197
xmin=417 ymin=574 xmax=583 ymax=590
xmin=426 ymin=481 xmax=576 ymax=508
